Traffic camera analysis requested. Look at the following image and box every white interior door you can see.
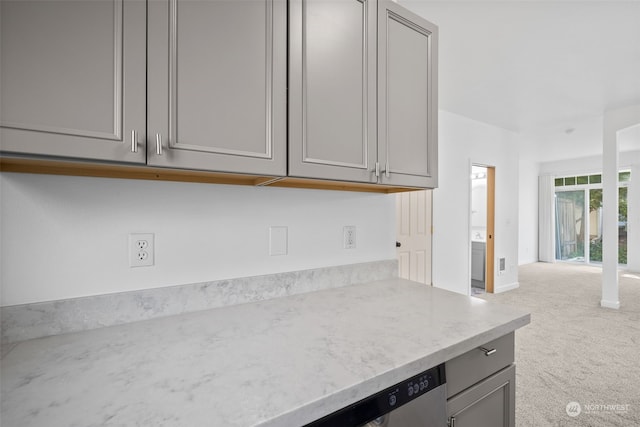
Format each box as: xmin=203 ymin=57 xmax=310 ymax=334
xmin=396 ymin=190 xmax=432 ymax=284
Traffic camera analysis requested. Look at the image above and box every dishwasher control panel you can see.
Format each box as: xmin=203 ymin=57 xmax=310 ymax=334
xmin=382 ymin=366 xmax=445 ymax=412
xmin=304 ymin=364 xmax=446 ymax=427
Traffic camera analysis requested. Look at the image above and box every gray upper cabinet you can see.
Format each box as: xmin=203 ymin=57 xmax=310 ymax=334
xmin=0 ymin=0 xmax=146 ymax=164
xmin=289 ymin=0 xmax=438 ymax=188
xmin=378 ymin=0 xmax=438 ymax=188
xmin=288 ymin=0 xmax=378 ymax=183
xmin=1 ymin=0 xmax=436 ymax=192
xmin=147 ymin=0 xmax=287 ymax=176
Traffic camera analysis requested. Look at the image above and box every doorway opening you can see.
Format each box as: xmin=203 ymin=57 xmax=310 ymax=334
xmin=470 ymin=165 xmax=495 ymax=294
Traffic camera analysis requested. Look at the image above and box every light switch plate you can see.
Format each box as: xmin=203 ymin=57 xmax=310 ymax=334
xmin=269 ymin=226 xmax=288 ymax=256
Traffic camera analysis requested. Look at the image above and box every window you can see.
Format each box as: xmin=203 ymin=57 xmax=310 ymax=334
xmin=553 ymin=172 xmax=628 ymax=186
xmin=554 ymin=170 xmax=629 ymax=265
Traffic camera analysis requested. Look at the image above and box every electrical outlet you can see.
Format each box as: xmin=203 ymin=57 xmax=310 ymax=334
xmin=129 ymin=233 xmax=154 ymax=267
xmin=343 ymin=226 xmax=356 ymax=249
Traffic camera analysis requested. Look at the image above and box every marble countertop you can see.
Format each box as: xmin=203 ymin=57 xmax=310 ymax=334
xmin=1 ymin=278 xmax=530 ymax=427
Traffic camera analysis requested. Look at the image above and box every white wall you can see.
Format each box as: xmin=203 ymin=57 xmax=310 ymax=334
xmin=471 ymin=177 xmax=487 ymax=231
xmin=0 ymin=173 xmax=396 ymax=306
xmin=522 ymin=116 xmax=605 ymax=163
xmin=539 ymin=151 xmax=640 ymax=176
xmin=432 ymin=111 xmax=520 ymax=295
xmin=517 ymin=136 xmax=539 ymax=265
xmin=518 ymin=150 xmax=640 ymax=269
xmin=516 ymin=123 xmax=609 ymax=266
xmin=516 ymin=116 xmax=640 ymax=268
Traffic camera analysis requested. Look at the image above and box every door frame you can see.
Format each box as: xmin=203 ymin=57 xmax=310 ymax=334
xmin=469 ymin=163 xmax=495 ymax=294
xmin=486 ymin=166 xmax=495 ymax=293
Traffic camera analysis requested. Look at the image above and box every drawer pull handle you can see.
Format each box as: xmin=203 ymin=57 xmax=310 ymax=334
xmin=480 ymin=347 xmax=497 ymax=356
xmin=448 ymin=416 xmax=456 ymax=427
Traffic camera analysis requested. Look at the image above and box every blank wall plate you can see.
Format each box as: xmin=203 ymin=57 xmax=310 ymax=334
xmin=129 ymin=233 xmax=154 ymax=267
xmin=269 ymin=226 xmax=288 ymax=256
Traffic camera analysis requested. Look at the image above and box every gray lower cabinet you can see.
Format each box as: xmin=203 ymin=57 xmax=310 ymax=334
xmin=0 ymin=0 xmax=146 ymax=163
xmin=446 ymin=333 xmax=516 ymax=427
xmin=147 ymin=0 xmax=287 ymax=176
xmin=447 ymin=365 xmax=516 ymax=427
xmin=471 ymin=242 xmax=486 ymax=281
xmin=289 ymin=0 xmax=438 ymax=188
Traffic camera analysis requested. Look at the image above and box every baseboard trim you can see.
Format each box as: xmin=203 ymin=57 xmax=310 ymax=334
xmin=601 ymin=299 xmax=620 ymax=309
xmin=494 ymin=282 xmax=519 ymax=293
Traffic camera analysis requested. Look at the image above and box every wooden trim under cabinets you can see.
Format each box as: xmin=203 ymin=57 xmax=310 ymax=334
xmin=0 ymin=157 xmax=271 ymax=186
xmin=0 ymin=157 xmax=421 ymax=194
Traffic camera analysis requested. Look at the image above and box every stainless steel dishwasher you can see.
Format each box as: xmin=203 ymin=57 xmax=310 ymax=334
xmin=304 ymin=364 xmax=447 ymax=427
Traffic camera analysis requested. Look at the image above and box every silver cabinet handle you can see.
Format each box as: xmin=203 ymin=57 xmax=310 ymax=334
xmin=130 ymin=130 xmax=138 ymax=153
xmin=156 ymin=133 xmax=163 ymax=155
xmin=480 ymin=347 xmax=497 ymax=356
xmin=448 ymin=416 xmax=456 ymax=427
xmin=380 ymin=160 xmax=391 ymax=178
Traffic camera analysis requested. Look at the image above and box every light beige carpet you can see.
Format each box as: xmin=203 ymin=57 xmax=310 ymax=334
xmin=479 ymin=262 xmax=640 ymax=427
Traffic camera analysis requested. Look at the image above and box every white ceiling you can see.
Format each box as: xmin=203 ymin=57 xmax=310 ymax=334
xmin=401 ymin=1 xmax=640 ymax=136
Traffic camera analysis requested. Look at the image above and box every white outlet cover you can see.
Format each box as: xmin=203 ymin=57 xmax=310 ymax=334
xmin=129 ymin=233 xmax=154 ymax=267
xmin=343 ymin=226 xmax=356 ymax=249
xmin=269 ymin=226 xmax=288 ymax=256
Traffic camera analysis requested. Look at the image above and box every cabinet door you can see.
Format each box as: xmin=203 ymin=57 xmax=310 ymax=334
xmin=378 ymin=0 xmax=438 ymax=188
xmin=0 ymin=0 xmax=146 ymax=163
xmin=471 ymin=243 xmax=486 ymax=281
xmin=447 ymin=365 xmax=516 ymax=427
xmin=147 ymin=0 xmax=286 ymax=176
xmin=289 ymin=0 xmax=377 ymax=183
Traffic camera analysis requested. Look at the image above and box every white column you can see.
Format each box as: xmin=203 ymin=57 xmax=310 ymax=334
xmin=601 ymin=123 xmax=620 ymax=309
xmin=627 ymin=164 xmax=640 ymax=272
xmin=601 ymin=105 xmax=640 ymax=309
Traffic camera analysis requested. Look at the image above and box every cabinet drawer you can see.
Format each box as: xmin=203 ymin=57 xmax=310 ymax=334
xmin=446 ymin=332 xmax=514 ymax=398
